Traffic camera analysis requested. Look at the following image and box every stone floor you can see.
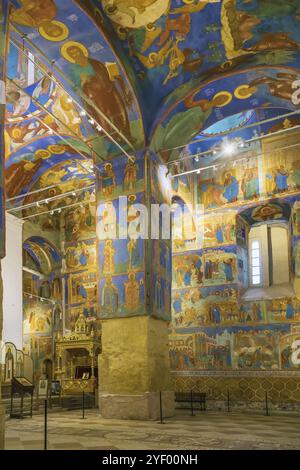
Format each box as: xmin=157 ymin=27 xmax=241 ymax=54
xmin=3 ymin=409 xmax=300 ymax=450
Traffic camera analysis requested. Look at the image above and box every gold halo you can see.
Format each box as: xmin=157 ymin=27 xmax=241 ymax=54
xmin=61 ymin=41 xmax=89 ymax=64
xmin=35 ymin=149 xmax=51 ymax=160
xmin=234 ymin=84 xmax=256 ymax=100
xmin=39 ymin=21 xmax=69 ymax=42
xmin=149 ymin=52 xmax=158 ymax=64
xmin=104 ymin=162 xmax=112 ymax=170
xmin=128 ymin=194 xmax=136 ymax=203
xmin=48 ymin=144 xmax=65 ymax=155
xmin=146 ymin=23 xmax=156 ymax=31
xmin=12 ymin=128 xmax=22 ymax=139
xmin=211 ymin=91 xmax=232 ymax=108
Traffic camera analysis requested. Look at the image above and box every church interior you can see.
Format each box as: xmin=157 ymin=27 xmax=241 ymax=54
xmin=1 ymin=0 xmax=300 ymax=451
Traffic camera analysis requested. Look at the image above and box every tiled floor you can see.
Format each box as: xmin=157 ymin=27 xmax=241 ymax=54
xmin=4 ymin=409 xmax=300 ymax=450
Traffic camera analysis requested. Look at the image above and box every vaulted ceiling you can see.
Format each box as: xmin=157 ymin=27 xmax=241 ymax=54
xmin=5 ymin=0 xmax=300 ymax=205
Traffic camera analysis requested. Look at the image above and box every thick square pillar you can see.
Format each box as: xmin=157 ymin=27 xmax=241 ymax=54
xmin=96 ymin=151 xmax=174 ymax=419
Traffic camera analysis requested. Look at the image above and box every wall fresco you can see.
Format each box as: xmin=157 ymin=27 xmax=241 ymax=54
xmin=171 ymin=129 xmax=300 ymax=375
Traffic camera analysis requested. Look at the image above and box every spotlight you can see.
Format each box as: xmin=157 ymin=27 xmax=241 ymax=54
xmin=212 ymin=149 xmax=218 ymax=156
xmin=222 ymin=140 xmax=236 ymax=156
xmin=89 ymin=118 xmax=95 ymax=125
xmin=67 ymin=97 xmax=73 ymax=104
xmin=80 ymin=110 xmax=86 ymax=116
xmin=194 ymin=156 xmax=199 ymax=163
xmin=238 ymin=140 xmax=245 ymax=149
xmin=197 ymin=169 xmax=201 ymax=175
xmin=96 ymin=125 xmax=102 ymax=132
xmin=72 ymin=192 xmax=76 ymax=196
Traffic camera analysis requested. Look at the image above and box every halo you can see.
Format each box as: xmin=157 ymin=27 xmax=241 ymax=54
xmin=212 ymin=91 xmax=232 ymax=108
xmin=234 ymin=84 xmax=256 ymax=100
xmin=61 ymin=41 xmax=89 ymax=64
xmin=104 ymin=162 xmax=112 ymax=170
xmin=128 ymin=194 xmax=136 ymax=203
xmin=35 ymin=149 xmax=51 ymax=160
xmin=149 ymin=52 xmax=158 ymax=64
xmin=12 ymin=128 xmax=22 ymax=139
xmin=39 ymin=21 xmax=69 ymax=42
xmin=48 ymin=144 xmax=65 ymax=155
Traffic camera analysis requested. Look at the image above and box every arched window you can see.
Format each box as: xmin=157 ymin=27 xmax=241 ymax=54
xmin=250 ymin=239 xmax=262 ymax=286
xmin=248 ymin=223 xmax=289 ymax=288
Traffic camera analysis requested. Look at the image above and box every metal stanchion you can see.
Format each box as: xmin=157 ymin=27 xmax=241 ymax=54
xmin=44 ymin=399 xmax=47 ymax=451
xmin=227 ymin=389 xmax=230 ymax=413
xmin=190 ymin=390 xmax=194 ymax=417
xmin=265 ymin=391 xmax=269 ymax=416
xmin=81 ymin=391 xmax=85 ymax=419
xmin=159 ymin=391 xmax=164 ymax=424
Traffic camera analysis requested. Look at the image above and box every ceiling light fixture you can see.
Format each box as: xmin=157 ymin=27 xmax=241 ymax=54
xmin=222 ymin=140 xmax=237 ymax=156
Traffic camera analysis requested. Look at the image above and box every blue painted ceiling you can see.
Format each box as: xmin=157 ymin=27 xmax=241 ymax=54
xmin=5 ymin=0 xmax=300 ymax=201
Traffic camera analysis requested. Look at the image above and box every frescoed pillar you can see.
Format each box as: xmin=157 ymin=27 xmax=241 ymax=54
xmin=96 ymin=151 xmax=174 ymax=419
xmin=0 ymin=0 xmax=9 ymax=450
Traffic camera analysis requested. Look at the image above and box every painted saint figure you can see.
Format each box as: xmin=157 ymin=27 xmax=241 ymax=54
xmin=275 ymin=165 xmax=289 ymax=193
xmin=211 ymin=304 xmax=221 ymax=323
xmin=100 ymin=163 xmax=116 ymax=196
xmin=124 ymin=272 xmax=140 ymax=312
xmin=102 ymin=240 xmax=115 ymax=275
xmin=124 ymin=158 xmax=138 ymax=191
xmin=242 ymin=169 xmax=259 ymax=200
xmin=223 ymin=258 xmax=234 ymax=282
xmin=61 ymin=41 xmax=133 ymax=140
xmin=223 ymin=173 xmax=239 ymax=203
xmin=102 ymin=277 xmax=118 ymax=314
xmin=286 ymin=300 xmax=295 ymax=320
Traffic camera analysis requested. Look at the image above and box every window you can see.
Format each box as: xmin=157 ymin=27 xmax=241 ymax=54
xmin=248 ymin=223 xmax=289 ymax=288
xmin=27 ymin=52 xmax=35 ymax=86
xmin=250 ymin=239 xmax=262 ymax=286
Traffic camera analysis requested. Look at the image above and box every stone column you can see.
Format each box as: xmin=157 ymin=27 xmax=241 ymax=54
xmin=96 ymin=151 xmax=174 ymax=419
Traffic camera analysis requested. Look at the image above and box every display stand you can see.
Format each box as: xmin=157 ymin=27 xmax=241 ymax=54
xmin=10 ymin=377 xmax=34 ymax=419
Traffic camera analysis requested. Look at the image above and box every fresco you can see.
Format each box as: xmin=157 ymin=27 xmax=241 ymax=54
xmin=172 ymin=251 xmax=203 ymax=289
xmin=203 ymin=246 xmax=237 ymax=286
xmin=170 ymin=129 xmax=300 ymax=375
xmin=204 ymin=211 xmax=236 ymax=248
xmin=67 ymin=304 xmax=98 ymax=331
xmin=197 ymin=156 xmax=260 ymax=210
xmin=69 ymin=270 xmax=97 ymax=304
xmin=97 ymin=153 xmax=144 ymax=201
xmin=96 ymin=1 xmax=300 ymax=126
xmin=11 ymin=0 xmax=145 ymax=159
xmin=65 ymin=239 xmax=97 ymax=272
xmin=63 ymin=190 xmax=96 ymax=241
xmin=169 ymin=324 xmax=291 ymax=371
xmin=23 ymin=298 xmax=53 ymax=335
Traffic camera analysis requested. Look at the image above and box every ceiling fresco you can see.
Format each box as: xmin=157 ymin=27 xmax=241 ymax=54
xmin=95 ymin=0 xmax=300 ymax=126
xmin=5 ymin=134 xmax=94 ymax=201
xmin=23 ymin=236 xmax=61 ymax=275
xmin=152 ymin=67 xmax=300 ymax=160
xmin=5 ymin=0 xmax=300 ymax=204
xmin=10 ymin=0 xmax=145 ymax=156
